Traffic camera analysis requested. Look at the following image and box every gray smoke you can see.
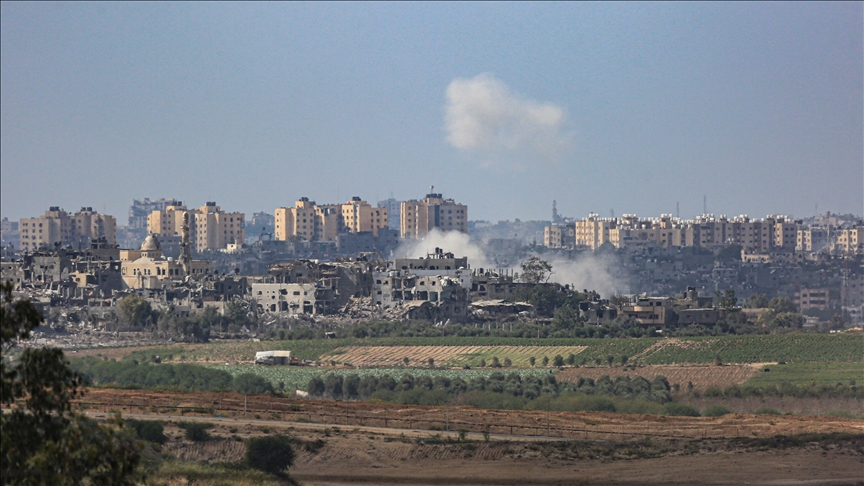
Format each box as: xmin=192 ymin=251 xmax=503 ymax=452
xmin=444 ymin=73 xmax=573 ymax=165
xmin=394 ymin=229 xmax=626 ymax=298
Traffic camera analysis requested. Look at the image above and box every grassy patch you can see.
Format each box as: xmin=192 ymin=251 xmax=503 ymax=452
xmin=743 ymin=363 xmax=862 ymax=388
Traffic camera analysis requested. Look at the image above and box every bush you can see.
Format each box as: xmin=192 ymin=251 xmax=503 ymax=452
xmin=754 ymin=407 xmax=781 ymax=416
xmin=179 ymin=421 xmax=213 ymax=442
xmin=661 ymin=402 xmax=700 ymax=417
xmin=232 ymin=373 xmax=274 ymax=395
xmin=703 ymin=405 xmax=733 ymax=417
xmin=126 ymin=419 xmax=167 ymax=444
xmin=246 ymin=434 xmax=295 ymax=477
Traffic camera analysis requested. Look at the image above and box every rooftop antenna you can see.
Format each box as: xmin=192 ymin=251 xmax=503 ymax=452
xmin=703 ymin=195 xmax=707 ymax=215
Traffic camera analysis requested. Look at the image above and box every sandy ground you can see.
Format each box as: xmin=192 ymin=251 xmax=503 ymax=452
xmin=76 ymin=389 xmax=864 ymax=485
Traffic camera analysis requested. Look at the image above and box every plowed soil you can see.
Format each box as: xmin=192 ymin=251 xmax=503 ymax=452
xmin=321 ymin=345 xmax=588 ymax=367
xmin=557 ymin=364 xmax=760 ymax=392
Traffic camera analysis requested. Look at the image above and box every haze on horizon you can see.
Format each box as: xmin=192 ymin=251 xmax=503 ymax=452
xmin=1 ymin=2 xmax=861 ymax=223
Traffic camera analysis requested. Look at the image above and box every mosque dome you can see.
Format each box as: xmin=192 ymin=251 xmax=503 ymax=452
xmin=140 ymin=234 xmax=162 ymax=252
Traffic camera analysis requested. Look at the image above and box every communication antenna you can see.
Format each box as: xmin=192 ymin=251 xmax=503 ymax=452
xmin=703 ymin=195 xmax=707 ymax=215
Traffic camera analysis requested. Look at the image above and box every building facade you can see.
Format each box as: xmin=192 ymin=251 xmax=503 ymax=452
xmin=20 ymin=207 xmax=116 ymax=252
xmin=400 ymin=191 xmax=468 ymax=239
xmin=148 ymin=202 xmax=244 ymax=252
xmin=275 ymin=197 xmax=388 ymax=242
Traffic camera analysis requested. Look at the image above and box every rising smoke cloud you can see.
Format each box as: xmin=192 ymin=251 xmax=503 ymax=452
xmin=444 ymin=73 xmax=573 ymax=165
xmin=394 ymin=229 xmax=627 ymax=299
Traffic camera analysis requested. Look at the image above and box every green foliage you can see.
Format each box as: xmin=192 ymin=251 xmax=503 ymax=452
xmin=232 ymin=373 xmax=274 ymax=394
xmin=126 ymin=419 xmax=168 ymax=444
xmin=553 ymin=355 xmax=564 ymax=367
xmin=518 ymin=256 xmax=553 ymax=284
xmin=245 ymin=435 xmax=295 ymax=478
xmin=71 ymin=358 xmax=233 ymax=392
xmin=754 ymin=407 xmax=782 ymax=415
xmin=714 ymin=289 xmax=738 ymax=308
xmin=661 ymin=402 xmax=700 ymax=417
xmin=1 ymin=282 xmax=141 ymax=485
xmin=702 ymin=405 xmax=733 ymax=417
xmin=179 ymin=421 xmax=213 ymax=441
xmin=118 ymin=294 xmax=155 ymax=329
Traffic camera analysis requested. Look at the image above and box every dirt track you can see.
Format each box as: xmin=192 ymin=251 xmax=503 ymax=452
xmin=77 ymin=388 xmax=864 ymax=441
xmin=75 ymin=389 xmax=864 ymax=485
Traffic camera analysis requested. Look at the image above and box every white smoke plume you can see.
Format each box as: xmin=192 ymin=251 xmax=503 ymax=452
xmin=538 ymin=253 xmax=628 ymax=300
xmin=444 ymin=73 xmax=573 ymax=165
xmin=393 ymin=229 xmax=626 ymax=299
xmin=393 ymin=229 xmax=493 ymax=269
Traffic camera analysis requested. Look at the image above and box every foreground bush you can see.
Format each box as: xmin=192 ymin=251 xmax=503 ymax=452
xmin=179 ymin=421 xmax=213 ymax=442
xmin=245 ymin=435 xmax=295 ymax=478
xmin=126 ymin=419 xmax=168 ymax=444
xmin=702 ymin=405 xmax=733 ymax=417
xmin=661 ymin=402 xmax=701 ymax=417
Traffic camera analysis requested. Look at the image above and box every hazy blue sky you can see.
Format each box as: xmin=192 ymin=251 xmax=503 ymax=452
xmin=2 ymin=2 xmax=861 ymax=223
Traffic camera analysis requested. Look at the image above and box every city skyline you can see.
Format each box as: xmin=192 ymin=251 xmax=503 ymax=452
xmin=2 ymin=2 xmax=862 ymax=222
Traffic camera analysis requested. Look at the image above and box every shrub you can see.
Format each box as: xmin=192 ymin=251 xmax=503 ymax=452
xmin=703 ymin=405 xmax=733 ymax=417
xmin=246 ymin=434 xmax=295 ymax=477
xmin=754 ymin=407 xmax=781 ymax=416
xmin=553 ymin=355 xmax=564 ymax=367
xmin=126 ymin=419 xmax=168 ymax=444
xmin=661 ymin=403 xmax=700 ymax=417
xmin=232 ymin=373 xmax=273 ymax=395
xmin=179 ymin=421 xmax=213 ymax=442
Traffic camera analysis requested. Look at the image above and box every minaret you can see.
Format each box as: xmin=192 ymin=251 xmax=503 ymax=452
xmin=180 ymin=211 xmax=192 ymax=275
xmin=552 ymin=200 xmax=559 ymax=223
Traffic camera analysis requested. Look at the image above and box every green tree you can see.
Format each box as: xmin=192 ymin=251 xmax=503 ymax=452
xmin=541 ymin=356 xmax=549 ymax=366
xmin=714 ymin=289 xmax=738 ymax=309
xmin=118 ymin=294 xmax=154 ymax=329
xmin=491 ymin=357 xmax=500 ymax=368
xmin=503 ymin=357 xmax=512 ymax=367
xmin=606 ymin=355 xmax=615 ymax=366
xmin=518 ymin=256 xmax=553 ymax=284
xmin=553 ymin=355 xmax=564 ymax=367
xmin=529 ymin=356 xmax=536 ymax=366
xmin=179 ymin=421 xmax=213 ymax=442
xmin=768 ymin=297 xmax=797 ymax=314
xmin=232 ymin=373 xmax=274 ymax=394
xmin=746 ymin=294 xmax=770 ymax=308
xmin=245 ymin=435 xmax=295 ymax=479
xmin=566 ymin=353 xmax=576 ymax=366
xmin=1 ymin=282 xmax=141 ymax=485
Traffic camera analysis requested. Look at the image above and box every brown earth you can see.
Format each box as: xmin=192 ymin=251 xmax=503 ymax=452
xmin=323 ymin=345 xmax=588 ymax=367
xmin=120 ymin=409 xmax=864 ymax=486
xmin=557 ymin=364 xmax=760 ymax=392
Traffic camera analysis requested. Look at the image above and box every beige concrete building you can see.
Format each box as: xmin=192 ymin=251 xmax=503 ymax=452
xmin=275 ymin=197 xmax=388 ymax=242
xmin=341 ymin=197 xmax=388 ymax=237
xmin=20 ymin=207 xmax=116 ymax=252
xmin=836 ymin=227 xmax=863 ymax=255
xmin=574 ymin=214 xmax=616 ymax=249
xmin=120 ymin=234 xmax=210 ymax=289
xmin=797 ymin=227 xmax=829 ymax=252
xmin=148 ymin=202 xmax=244 ymax=252
xmin=400 ymin=191 xmax=467 ymax=239
xmin=794 ymin=288 xmax=830 ymax=312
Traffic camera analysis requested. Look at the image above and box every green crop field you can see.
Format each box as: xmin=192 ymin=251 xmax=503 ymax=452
xmin=121 ymin=333 xmax=864 ymax=366
xmin=742 ymin=363 xmax=863 ymax=388
xmin=202 ymin=365 xmax=554 ymax=392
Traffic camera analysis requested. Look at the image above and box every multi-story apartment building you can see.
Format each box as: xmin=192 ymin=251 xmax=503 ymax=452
xmin=147 ymin=202 xmax=244 ymax=252
xmin=377 ymin=197 xmax=402 ymax=231
xmin=400 ymin=191 xmax=468 ymax=239
xmin=341 ymin=197 xmax=388 ymax=237
xmin=797 ymin=227 xmax=830 ymax=252
xmin=836 ymin=227 xmax=863 ymax=255
xmin=19 ymin=207 xmax=116 ymax=252
xmin=548 ymin=213 xmax=802 ymax=254
xmin=574 ymin=214 xmax=616 ymax=249
xmin=129 ymin=198 xmax=182 ymax=230
xmin=274 ymin=197 xmax=388 ymax=242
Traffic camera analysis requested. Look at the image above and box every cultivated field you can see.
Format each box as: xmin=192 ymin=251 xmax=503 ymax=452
xmin=321 ymin=345 xmax=588 ymax=367
xmin=70 ymin=333 xmax=864 ymax=366
xmin=557 ymin=364 xmax=761 ymax=392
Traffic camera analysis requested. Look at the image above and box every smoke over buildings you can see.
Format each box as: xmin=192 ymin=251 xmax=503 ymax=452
xmin=444 ymin=73 xmax=573 ymax=166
